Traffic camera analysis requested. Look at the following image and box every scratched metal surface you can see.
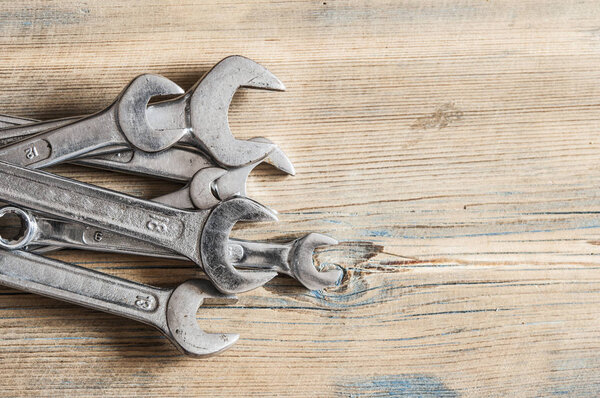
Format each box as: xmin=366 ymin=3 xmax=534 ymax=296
xmin=0 ymin=0 xmax=599 ymax=396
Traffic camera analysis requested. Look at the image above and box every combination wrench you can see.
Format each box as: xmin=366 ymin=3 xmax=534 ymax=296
xmin=0 ymin=159 xmax=279 ymax=293
xmin=0 ymin=249 xmax=238 ymax=356
xmin=0 ymin=206 xmax=342 ymax=290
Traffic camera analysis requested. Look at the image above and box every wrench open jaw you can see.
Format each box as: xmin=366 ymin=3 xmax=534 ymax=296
xmin=166 ymin=279 xmax=239 ymax=356
xmin=0 ymin=250 xmax=238 ymax=356
xmin=201 ymin=197 xmax=279 ymax=294
xmin=148 ymin=55 xmax=285 ymax=168
xmin=284 ymin=233 xmax=342 ymax=290
xmin=0 ymin=74 xmax=186 ymax=168
xmin=153 ymin=148 xmax=293 ymax=211
xmin=188 ymin=55 xmax=286 ymax=168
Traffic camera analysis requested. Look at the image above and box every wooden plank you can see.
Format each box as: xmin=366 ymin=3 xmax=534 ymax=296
xmin=0 ymin=0 xmax=599 ymax=396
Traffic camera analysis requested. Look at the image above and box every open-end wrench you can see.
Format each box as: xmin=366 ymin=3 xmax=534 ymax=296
xmin=0 ymin=56 xmax=283 ymax=168
xmin=0 ymin=115 xmax=296 ymax=181
xmin=153 ymin=160 xmax=286 ymax=210
xmin=0 ymin=206 xmax=342 ymax=290
xmin=0 ymin=160 xmax=281 ymax=293
xmin=0 ymin=74 xmax=187 ymax=168
xmin=0 ymin=114 xmax=296 ymax=209
xmin=77 ymin=136 xmax=295 ymax=182
xmin=0 ymin=249 xmax=238 ymax=356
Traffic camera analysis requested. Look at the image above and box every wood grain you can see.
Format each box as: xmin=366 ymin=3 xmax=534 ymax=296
xmin=0 ymin=0 xmax=599 ymax=396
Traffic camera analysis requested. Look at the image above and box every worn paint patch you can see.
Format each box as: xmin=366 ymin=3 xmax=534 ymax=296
xmin=337 ymin=374 xmax=458 ymax=397
xmin=411 ymin=102 xmax=463 ymax=130
xmin=545 ymin=356 xmax=600 ymax=396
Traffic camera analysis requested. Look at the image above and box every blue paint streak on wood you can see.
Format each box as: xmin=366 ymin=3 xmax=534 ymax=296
xmin=365 ymin=229 xmax=393 ymax=237
xmin=545 ymin=356 xmax=600 ymax=396
xmin=337 ymin=374 xmax=458 ymax=397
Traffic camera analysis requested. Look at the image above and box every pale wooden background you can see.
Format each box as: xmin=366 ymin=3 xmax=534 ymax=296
xmin=0 ymin=0 xmax=599 ymax=396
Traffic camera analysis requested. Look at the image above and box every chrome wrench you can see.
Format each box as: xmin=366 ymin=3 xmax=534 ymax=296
xmin=0 ymin=56 xmax=283 ymax=168
xmin=0 ymin=249 xmax=238 ymax=356
xmin=0 ymin=160 xmax=277 ymax=293
xmin=0 ymin=206 xmax=342 ymax=290
xmin=0 ymin=116 xmax=296 ymax=182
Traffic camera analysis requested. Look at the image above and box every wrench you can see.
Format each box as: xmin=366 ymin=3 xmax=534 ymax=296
xmin=0 ymin=74 xmax=187 ymax=168
xmin=0 ymin=113 xmax=296 ymax=210
xmin=0 ymin=113 xmax=293 ymax=209
xmin=0 ymin=249 xmax=238 ymax=356
xmin=0 ymin=116 xmax=296 ymax=181
xmin=0 ymin=56 xmax=284 ymax=168
xmin=0 ymin=119 xmax=295 ymax=209
xmin=0 ymin=206 xmax=342 ymax=290
xmin=0 ymin=160 xmax=282 ymax=293
xmin=153 ymin=161 xmax=284 ymax=210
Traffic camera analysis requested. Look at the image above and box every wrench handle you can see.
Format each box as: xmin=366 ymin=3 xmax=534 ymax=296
xmin=0 ymin=114 xmax=206 ymax=182
xmin=34 ymin=218 xmax=185 ymax=260
xmin=0 ymin=117 xmax=78 ymax=144
xmin=32 ymin=216 xmax=284 ymax=270
xmin=0 ymin=110 xmax=124 ymax=168
xmin=0 ymin=250 xmax=170 ymax=329
xmin=0 ymin=160 xmax=203 ymax=260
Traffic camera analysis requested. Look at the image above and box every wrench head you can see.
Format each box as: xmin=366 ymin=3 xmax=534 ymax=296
xmin=189 ymin=56 xmax=284 ymax=168
xmin=288 ymin=233 xmax=343 ymax=290
xmin=166 ymin=279 xmax=239 ymax=357
xmin=201 ymin=197 xmax=278 ymax=294
xmin=248 ymin=137 xmax=296 ymax=176
xmin=188 ymin=146 xmax=293 ymax=208
xmin=213 ymin=142 xmax=295 ymax=201
xmin=0 ymin=206 xmax=37 ymax=250
xmin=118 ymin=74 xmax=186 ymax=152
xmin=188 ymin=167 xmax=228 ymax=210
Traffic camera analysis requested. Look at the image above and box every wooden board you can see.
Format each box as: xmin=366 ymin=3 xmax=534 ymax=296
xmin=0 ymin=0 xmax=599 ymax=396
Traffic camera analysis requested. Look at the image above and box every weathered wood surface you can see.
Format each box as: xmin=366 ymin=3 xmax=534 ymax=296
xmin=0 ymin=0 xmax=599 ymax=396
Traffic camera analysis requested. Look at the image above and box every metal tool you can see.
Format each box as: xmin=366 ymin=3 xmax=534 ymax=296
xmin=0 ymin=56 xmax=284 ymax=168
xmin=0 ymin=115 xmax=295 ymax=209
xmin=77 ymin=137 xmax=295 ymax=183
xmin=0 ymin=114 xmax=295 ymax=208
xmin=0 ymin=206 xmax=342 ymax=290
xmin=0 ymin=115 xmax=296 ymax=181
xmin=0 ymin=115 xmax=78 ymax=145
xmin=0 ymin=74 xmax=186 ymax=167
xmin=152 ymin=162 xmax=277 ymax=210
xmin=0 ymin=249 xmax=238 ymax=356
xmin=0 ymin=160 xmax=296 ymax=293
